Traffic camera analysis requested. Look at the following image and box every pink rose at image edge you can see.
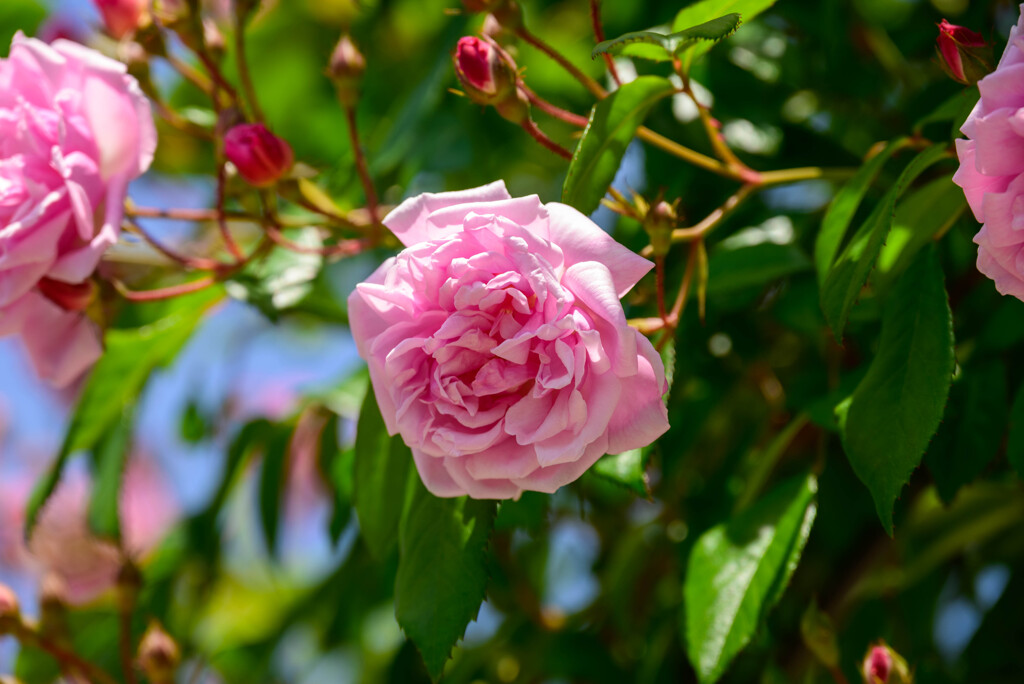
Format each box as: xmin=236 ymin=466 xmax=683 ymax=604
xmin=0 ymin=32 xmax=156 ymax=386
xmin=348 ymin=181 xmax=670 ymax=500
xmin=953 ymin=4 xmax=1024 ymax=299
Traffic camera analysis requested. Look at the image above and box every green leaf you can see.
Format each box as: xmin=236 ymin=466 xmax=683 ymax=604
xmin=837 ymin=246 xmax=954 ymax=533
xmin=395 ymin=477 xmax=497 ymax=681
xmin=707 ymin=243 xmax=812 ymax=297
xmin=684 ymin=473 xmax=818 ymax=684
xmin=1007 ymin=380 xmax=1024 ymax=479
xmin=86 ymin=407 xmax=135 ymax=542
xmin=0 ymin=0 xmax=46 ymax=50
xmin=25 ymin=290 xmax=219 ymax=537
xmin=258 ymin=427 xmax=291 ymax=557
xmin=820 ymin=144 xmax=950 ymax=340
xmin=814 ymin=137 xmax=908 ymax=285
xmin=353 ymin=384 xmax=413 ymax=560
xmin=873 ymin=175 xmax=967 ymax=293
xmin=592 ymin=14 xmax=742 ymax=61
xmin=562 ymin=76 xmax=675 ymax=215
xmin=592 ymin=448 xmax=651 ymax=498
xmin=926 ymin=361 xmax=1008 ymax=504
xmin=672 ymin=0 xmax=776 ymax=63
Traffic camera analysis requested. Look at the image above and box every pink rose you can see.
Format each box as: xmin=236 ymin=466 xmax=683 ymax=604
xmin=952 ymin=6 xmax=1024 ymax=300
xmin=0 ymin=33 xmax=156 ymax=386
xmin=348 ymin=181 xmax=670 ymax=499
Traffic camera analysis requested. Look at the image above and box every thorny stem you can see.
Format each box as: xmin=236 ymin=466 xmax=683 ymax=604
xmin=196 ymin=51 xmax=240 ymax=104
xmin=126 ymin=205 xmax=357 ymax=228
xmin=523 ymin=87 xmax=590 ymax=127
xmin=516 ymin=26 xmax=608 ymax=99
xmin=11 ymin=621 xmax=120 ymax=684
xmin=522 ymin=119 xmax=574 ymax=159
xmin=343 ymin=105 xmax=382 ymax=241
xmin=675 ymin=61 xmax=754 ymax=176
xmin=123 ymin=218 xmax=225 ymax=271
xmin=215 ymin=163 xmax=246 ymax=262
xmin=589 ymin=0 xmax=621 ymax=86
xmin=234 ymin=13 xmax=264 ymax=122
xmin=114 ymin=276 xmax=217 ymax=302
xmin=664 ymin=242 xmax=700 ymax=338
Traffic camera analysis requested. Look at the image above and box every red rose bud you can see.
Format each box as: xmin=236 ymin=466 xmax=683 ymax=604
xmin=93 ymin=0 xmax=148 ymax=39
xmin=861 ymin=643 xmax=912 ymax=684
xmin=455 ymin=36 xmax=517 ymax=104
xmin=329 ymin=35 xmax=366 ymax=107
xmin=937 ymin=19 xmax=992 ymax=85
xmin=224 ymin=123 xmax=294 ymax=187
xmin=37 ymin=278 xmax=96 ymax=312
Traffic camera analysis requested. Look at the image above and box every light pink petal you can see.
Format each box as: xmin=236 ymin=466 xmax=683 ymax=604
xmin=544 ymin=202 xmax=653 ymax=296
xmin=605 ymin=331 xmax=670 ymax=454
xmin=4 ymin=291 xmax=102 ymax=387
xmin=977 ymin=63 xmax=1024 ymax=112
xmin=972 ymin=108 xmax=1024 ymax=177
xmin=513 ymin=435 xmax=609 ymax=494
xmin=976 ymin=238 xmax=1024 ymax=300
xmin=383 ymin=180 xmax=512 ymax=246
xmin=562 ymin=261 xmax=638 ymax=377
xmin=443 ymin=455 xmax=524 ymax=499
xmin=953 ymin=139 xmax=1011 ymax=222
xmin=411 ymin=448 xmax=467 ymax=498
xmin=463 ymin=439 xmax=541 ymax=480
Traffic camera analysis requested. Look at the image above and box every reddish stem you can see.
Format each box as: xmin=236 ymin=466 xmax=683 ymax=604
xmin=523 ymin=87 xmax=590 ymax=127
xmin=124 ymin=220 xmax=224 ymax=271
xmin=265 ymin=224 xmax=368 ymax=257
xmin=215 ymin=163 xmax=246 ymax=263
xmin=589 ymin=0 xmax=621 ymax=86
xmin=343 ymin=105 xmax=382 ymax=241
xmin=114 ymin=276 xmax=217 ymax=302
xmin=521 ymin=119 xmax=573 ymax=159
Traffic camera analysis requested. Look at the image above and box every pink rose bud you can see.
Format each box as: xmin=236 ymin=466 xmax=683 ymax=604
xmin=224 ymin=123 xmax=294 ymax=187
xmin=861 ymin=643 xmax=911 ymax=684
xmin=329 ymin=35 xmax=366 ymax=106
xmin=936 ymin=19 xmax=991 ymax=85
xmin=93 ymin=0 xmax=148 ymax=39
xmin=36 ymin=278 xmax=96 ymax=313
xmin=138 ymin=621 xmax=180 ymax=683
xmin=455 ymin=36 xmax=513 ymax=103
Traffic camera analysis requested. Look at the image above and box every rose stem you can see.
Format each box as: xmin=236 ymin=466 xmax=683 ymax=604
xmin=114 ymin=276 xmax=217 ymax=302
xmin=521 ymin=119 xmax=573 ymax=159
xmin=123 ymin=218 xmax=225 ymax=271
xmin=589 ymin=0 xmax=621 ymax=87
xmin=233 ymin=8 xmax=264 ymax=122
xmin=343 ymin=104 xmax=382 ymax=242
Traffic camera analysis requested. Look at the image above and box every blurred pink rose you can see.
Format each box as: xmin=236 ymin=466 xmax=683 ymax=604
xmin=348 ymin=181 xmax=669 ymax=499
xmin=0 ymin=33 xmax=156 ymax=386
xmin=953 ymin=6 xmax=1024 ymax=300
xmin=93 ymin=0 xmax=148 ymax=39
xmin=0 ymin=458 xmax=179 ymax=605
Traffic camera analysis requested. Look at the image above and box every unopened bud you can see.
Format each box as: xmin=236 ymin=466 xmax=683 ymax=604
xmin=37 ymin=278 xmax=96 ymax=313
xmin=644 ymin=198 xmax=680 ymax=257
xmin=495 ymin=87 xmax=530 ymax=126
xmin=0 ymin=584 xmax=19 ymax=634
xmin=454 ymin=36 xmax=517 ymax=106
xmin=93 ymin=0 xmax=149 ymax=39
xmin=138 ymin=621 xmax=180 ymax=684
xmin=861 ymin=642 xmax=912 ymax=684
xmin=328 ymin=35 xmax=366 ymax=107
xmin=223 ymin=123 xmax=294 ymax=187
xmin=936 ymin=19 xmax=992 ymax=86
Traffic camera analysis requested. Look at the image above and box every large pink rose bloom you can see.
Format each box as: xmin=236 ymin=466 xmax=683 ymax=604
xmin=348 ymin=181 xmax=670 ymax=499
xmin=953 ymin=5 xmax=1024 ymax=299
xmin=0 ymin=33 xmax=156 ymax=386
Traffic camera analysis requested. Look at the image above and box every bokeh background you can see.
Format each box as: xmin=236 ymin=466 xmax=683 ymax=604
xmin=3 ymin=0 xmax=1024 ymax=682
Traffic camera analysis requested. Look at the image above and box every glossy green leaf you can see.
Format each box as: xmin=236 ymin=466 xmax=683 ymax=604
xmin=353 ymin=384 xmax=413 ymax=560
xmin=671 ymin=0 xmax=776 ymax=63
xmin=820 ymin=144 xmax=950 ymax=340
xmin=925 ymin=361 xmax=1007 ymax=504
xmin=1008 ymin=381 xmax=1024 ymax=480
xmin=593 ymin=448 xmax=651 ymax=498
xmin=814 ymin=137 xmax=908 ymax=285
xmin=592 ymin=14 xmax=741 ymax=61
xmin=837 ymin=247 xmax=954 ymax=533
xmin=685 ymin=473 xmax=818 ymax=684
xmin=86 ymin=407 xmax=135 ymax=542
xmin=25 ymin=290 xmax=219 ymax=537
xmin=873 ymin=175 xmax=966 ymax=292
xmin=395 ymin=478 xmax=497 ymax=681
xmin=258 ymin=427 xmax=291 ymax=557
xmin=562 ymin=76 xmax=675 ymax=215
xmin=707 ymin=243 xmax=811 ymax=297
